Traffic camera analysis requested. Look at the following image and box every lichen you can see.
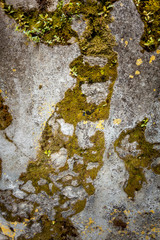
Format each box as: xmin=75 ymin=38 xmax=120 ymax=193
xmin=114 ymin=119 xmax=160 ymax=199
xmin=134 ymin=0 xmax=160 ymax=51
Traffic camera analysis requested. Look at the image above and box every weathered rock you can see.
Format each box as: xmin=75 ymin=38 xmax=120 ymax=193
xmin=75 ymin=121 xmax=97 ymax=149
xmin=5 ymin=0 xmax=39 ymax=10
xmin=81 ymin=82 xmax=110 ymax=105
xmin=83 ymin=56 xmax=108 ymax=67
xmin=57 ymin=118 xmax=74 ymax=136
xmin=0 ymin=233 xmax=9 ymax=240
xmin=116 ymin=135 xmax=141 ymax=158
xmin=50 ymin=148 xmax=68 ymax=170
xmin=71 ymin=15 xmax=86 ymax=37
xmin=21 ymin=180 xmax=35 ymax=193
xmin=37 ymin=178 xmax=48 ymax=186
xmin=62 ymin=186 xmax=87 ymax=200
xmin=0 ymin=0 xmax=160 ymax=239
xmin=46 ymin=0 xmax=58 ymax=12
xmin=86 ymin=162 xmax=99 ymax=170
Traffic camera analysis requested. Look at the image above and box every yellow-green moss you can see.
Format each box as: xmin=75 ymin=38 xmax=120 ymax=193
xmin=1 ymin=0 xmax=118 ymax=238
xmin=134 ymin=0 xmax=160 ymax=51
xmin=114 ymin=119 xmax=160 ymax=199
xmin=0 ymin=0 xmax=77 ymax=45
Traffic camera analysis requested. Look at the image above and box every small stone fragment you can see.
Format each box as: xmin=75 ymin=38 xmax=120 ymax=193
xmin=21 ymin=180 xmax=35 ymax=193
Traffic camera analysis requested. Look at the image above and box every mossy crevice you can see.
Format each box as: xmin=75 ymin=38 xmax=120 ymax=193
xmin=114 ymin=119 xmax=160 ymax=199
xmin=134 ymin=0 xmax=160 ymax=51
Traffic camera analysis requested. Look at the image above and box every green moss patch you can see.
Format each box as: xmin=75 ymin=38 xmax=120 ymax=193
xmin=114 ymin=119 xmax=160 ymax=199
xmin=134 ymin=0 xmax=160 ymax=51
xmin=0 ymin=0 xmax=77 ymax=45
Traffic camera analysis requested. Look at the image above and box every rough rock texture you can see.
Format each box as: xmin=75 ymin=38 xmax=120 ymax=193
xmin=0 ymin=0 xmax=160 ymax=239
xmin=5 ymin=0 xmax=38 ymax=10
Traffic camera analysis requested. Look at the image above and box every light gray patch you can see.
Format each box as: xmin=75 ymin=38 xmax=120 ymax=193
xmin=83 ymin=55 xmax=108 ymax=67
xmin=67 ymin=37 xmax=77 ymax=44
xmin=71 ymin=180 xmax=79 ymax=186
xmin=46 ymin=0 xmax=59 ymax=12
xmin=57 ymin=119 xmax=74 ymax=136
xmin=62 ymin=186 xmax=87 ymax=200
xmin=86 ymin=162 xmax=99 ymax=170
xmin=50 ymin=148 xmax=68 ymax=170
xmin=67 ymin=154 xmax=84 ymax=171
xmin=75 ymin=121 xmax=97 ymax=149
xmin=5 ymin=0 xmax=39 ymax=10
xmin=37 ymin=178 xmax=48 ymax=186
xmin=81 ymin=82 xmax=109 ymax=105
xmin=21 ymin=180 xmax=36 ymax=193
xmin=151 ymin=157 xmax=160 ymax=168
xmin=71 ymin=15 xmax=86 ymax=37
xmin=116 ymin=135 xmax=141 ymax=158
xmin=12 ymin=189 xmax=28 ymax=199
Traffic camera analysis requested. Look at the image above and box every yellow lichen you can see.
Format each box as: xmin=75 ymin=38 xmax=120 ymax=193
xmin=0 ymin=223 xmax=16 ymax=240
xmin=149 ymin=55 xmax=156 ymax=63
xmin=136 ymin=58 xmax=143 ymax=66
xmin=113 ymin=119 xmax=122 ymax=125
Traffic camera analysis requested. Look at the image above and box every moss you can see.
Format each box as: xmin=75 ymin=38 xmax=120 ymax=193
xmin=134 ymin=0 xmax=160 ymax=51
xmin=71 ymin=199 xmax=86 ymax=215
xmin=1 ymin=0 xmax=118 ymax=238
xmin=0 ymin=94 xmax=12 ymax=130
xmin=0 ymin=0 xmax=77 ymax=46
xmin=0 ymin=94 xmax=12 ymax=178
xmin=114 ymin=119 xmax=160 ymax=199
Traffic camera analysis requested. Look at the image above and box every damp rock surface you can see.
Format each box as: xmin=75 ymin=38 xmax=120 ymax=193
xmin=0 ymin=0 xmax=160 ymax=239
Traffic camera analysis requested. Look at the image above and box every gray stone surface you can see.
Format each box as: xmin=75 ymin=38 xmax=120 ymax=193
xmin=57 ymin=118 xmax=74 ymax=136
xmin=21 ymin=180 xmax=36 ymax=193
xmin=83 ymin=56 xmax=108 ymax=67
xmin=5 ymin=0 xmax=38 ymax=10
xmin=0 ymin=7 xmax=80 ymax=191
xmin=51 ymin=147 xmax=68 ymax=170
xmin=116 ymin=135 xmax=141 ymax=158
xmin=71 ymin=0 xmax=160 ymax=239
xmin=0 ymin=0 xmax=160 ymax=239
xmin=71 ymin=15 xmax=86 ymax=38
xmin=62 ymin=186 xmax=87 ymax=200
xmin=81 ymin=82 xmax=110 ymax=105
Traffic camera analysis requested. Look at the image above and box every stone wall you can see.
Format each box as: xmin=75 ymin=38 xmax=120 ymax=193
xmin=0 ymin=0 xmax=160 ymax=239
